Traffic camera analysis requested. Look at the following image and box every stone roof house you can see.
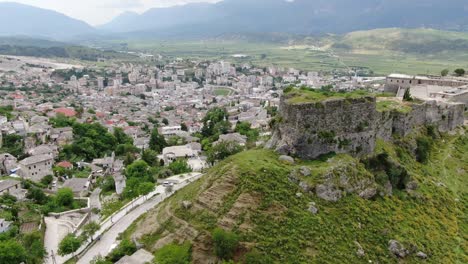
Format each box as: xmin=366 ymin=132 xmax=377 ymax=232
xmin=18 ymin=154 xmax=54 ymax=182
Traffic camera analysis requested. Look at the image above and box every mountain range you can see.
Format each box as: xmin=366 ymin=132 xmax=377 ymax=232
xmin=1 ymin=0 xmax=468 ymax=40
xmin=0 ymin=2 xmax=95 ymax=39
xmin=100 ymin=0 xmax=468 ymax=37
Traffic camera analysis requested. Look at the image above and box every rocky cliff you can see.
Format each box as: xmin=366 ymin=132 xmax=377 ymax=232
xmin=268 ymin=94 xmax=465 ymax=159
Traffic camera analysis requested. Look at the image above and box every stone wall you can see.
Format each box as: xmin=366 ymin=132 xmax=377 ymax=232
xmin=268 ymin=96 xmax=466 ymax=159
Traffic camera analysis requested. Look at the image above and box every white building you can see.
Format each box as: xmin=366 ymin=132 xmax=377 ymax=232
xmin=19 ymin=154 xmax=54 ymax=182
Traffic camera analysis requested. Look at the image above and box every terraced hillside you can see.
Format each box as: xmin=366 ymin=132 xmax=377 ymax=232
xmin=122 ymin=127 xmax=467 ymax=263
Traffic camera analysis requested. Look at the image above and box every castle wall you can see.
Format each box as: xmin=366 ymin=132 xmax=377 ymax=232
xmin=269 ymin=96 xmax=466 ymax=159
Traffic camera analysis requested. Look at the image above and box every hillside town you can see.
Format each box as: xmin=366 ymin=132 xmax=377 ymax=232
xmin=0 ymin=55 xmax=467 ymax=264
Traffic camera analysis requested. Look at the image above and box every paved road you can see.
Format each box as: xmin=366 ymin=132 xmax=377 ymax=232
xmin=44 ymin=217 xmax=74 ymax=264
xmin=77 ymin=174 xmax=201 ymax=264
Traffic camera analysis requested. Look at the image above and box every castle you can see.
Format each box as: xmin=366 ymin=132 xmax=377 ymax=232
xmin=268 ymin=92 xmax=465 ymax=159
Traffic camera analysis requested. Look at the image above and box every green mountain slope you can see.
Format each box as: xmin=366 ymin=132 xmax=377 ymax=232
xmin=122 ymin=127 xmax=467 ymax=263
xmin=330 ymin=28 xmax=468 ymax=54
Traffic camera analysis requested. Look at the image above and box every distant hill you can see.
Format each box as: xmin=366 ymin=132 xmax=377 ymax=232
xmin=326 ymin=28 xmax=468 ymax=54
xmin=0 ymin=2 xmax=95 ymax=39
xmin=0 ymin=37 xmax=134 ymax=61
xmin=101 ymin=0 xmax=468 ymax=36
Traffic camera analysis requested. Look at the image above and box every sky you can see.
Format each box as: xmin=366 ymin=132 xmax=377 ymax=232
xmin=0 ymin=0 xmax=221 ymax=26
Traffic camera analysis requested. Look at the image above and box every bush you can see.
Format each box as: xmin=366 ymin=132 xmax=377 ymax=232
xmin=416 ymin=136 xmax=432 ymax=163
xmin=212 ymin=228 xmax=239 ymax=260
xmin=40 ymin=175 xmax=54 ymax=186
xmin=155 ymin=242 xmax=192 ymax=264
xmin=244 ymin=250 xmax=273 ymax=264
xmin=58 ymin=234 xmax=81 ymax=256
xmin=56 ymin=188 xmax=74 ymax=207
xmin=0 ymin=240 xmax=27 ymax=263
xmin=107 ymin=239 xmax=136 ymax=262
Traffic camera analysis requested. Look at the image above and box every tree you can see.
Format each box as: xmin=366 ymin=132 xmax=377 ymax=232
xmin=82 ymin=222 xmax=100 ymax=240
xmin=201 ymin=108 xmax=230 ymax=138
xmin=454 ymin=68 xmax=465 ymax=76
xmin=207 ymin=141 xmax=243 ymax=165
xmin=155 ymin=242 xmax=192 ymax=264
xmin=113 ymin=127 xmax=133 ymax=145
xmin=403 ymin=89 xmax=413 ymax=102
xmin=180 ymin=123 xmax=188 ymax=131
xmin=211 ymin=228 xmax=239 ymax=260
xmin=0 ymin=240 xmax=27 ymax=263
xmin=142 ymin=149 xmax=159 ymax=166
xmin=235 ymin=121 xmax=259 ymax=142
xmin=162 ymin=118 xmax=169 ymax=125
xmin=149 ymin=128 xmax=167 ymax=153
xmin=125 ymin=160 xmax=150 ymax=179
xmin=26 ymin=188 xmax=48 ymax=205
xmin=138 ymin=182 xmax=155 ymax=196
xmin=40 ymin=175 xmax=54 ymax=186
xmin=56 ymin=188 xmax=74 ymax=207
xmin=168 ymin=159 xmax=192 ymax=175
xmin=441 ymin=69 xmax=449 ymax=76
xmin=107 ymin=239 xmax=136 ymax=262
xmin=58 ymin=234 xmax=81 ymax=256
xmin=22 ymin=231 xmax=46 ymax=264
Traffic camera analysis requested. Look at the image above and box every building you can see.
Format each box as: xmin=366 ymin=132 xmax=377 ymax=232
xmin=18 ymin=154 xmax=54 ymax=182
xmin=214 ymin=133 xmax=248 ymax=146
xmin=0 ymin=179 xmax=26 ymax=200
xmin=62 ymin=178 xmax=90 ymax=197
xmin=161 ymin=144 xmax=200 ymax=164
xmin=161 ymin=126 xmax=182 ymax=137
xmin=385 ymin=74 xmax=468 ymax=92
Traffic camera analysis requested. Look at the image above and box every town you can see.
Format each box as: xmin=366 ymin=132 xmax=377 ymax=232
xmin=0 ymin=53 xmax=466 ymax=264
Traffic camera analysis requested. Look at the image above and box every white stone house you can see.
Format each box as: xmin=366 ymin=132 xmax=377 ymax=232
xmin=19 ymin=154 xmax=54 ymax=182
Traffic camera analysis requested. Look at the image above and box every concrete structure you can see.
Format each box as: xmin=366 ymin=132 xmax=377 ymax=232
xmin=385 ymin=74 xmax=468 ymax=92
xmin=19 ymin=154 xmax=54 ymax=182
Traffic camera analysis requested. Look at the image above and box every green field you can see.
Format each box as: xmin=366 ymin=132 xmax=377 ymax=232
xmin=213 ymin=88 xmax=231 ymax=96
xmin=100 ymin=28 xmax=468 ymax=76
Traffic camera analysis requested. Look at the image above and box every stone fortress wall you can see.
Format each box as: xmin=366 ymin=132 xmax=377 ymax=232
xmin=268 ymin=96 xmax=465 ymax=159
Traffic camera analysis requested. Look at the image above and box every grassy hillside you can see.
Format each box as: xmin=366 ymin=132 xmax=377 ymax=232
xmin=121 ymin=126 xmax=467 ymax=263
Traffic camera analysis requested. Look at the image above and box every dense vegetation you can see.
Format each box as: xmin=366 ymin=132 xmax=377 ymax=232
xmin=123 ymin=126 xmax=467 ymax=263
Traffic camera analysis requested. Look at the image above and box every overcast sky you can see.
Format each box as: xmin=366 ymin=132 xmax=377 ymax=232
xmin=0 ymin=0 xmax=221 ymax=26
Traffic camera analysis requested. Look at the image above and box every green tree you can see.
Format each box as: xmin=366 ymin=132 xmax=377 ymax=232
xmin=114 ymin=127 xmax=133 ymax=145
xmin=149 ymin=128 xmax=167 ymax=153
xmin=26 ymin=188 xmax=48 ymax=205
xmin=454 ymin=68 xmax=465 ymax=76
xmin=168 ymin=159 xmax=192 ymax=175
xmin=0 ymin=134 xmax=24 ymax=157
xmin=201 ymin=108 xmax=230 ymax=138
xmin=40 ymin=175 xmax=54 ymax=186
xmin=125 ymin=160 xmax=150 ymax=179
xmin=82 ymin=222 xmax=100 ymax=240
xmin=56 ymin=188 xmax=74 ymax=207
xmin=108 ymin=239 xmax=136 ymax=262
xmin=0 ymin=240 xmax=27 ymax=263
xmin=22 ymin=231 xmax=46 ymax=264
xmin=162 ymin=118 xmax=169 ymax=125
xmin=155 ymin=242 xmax=192 ymax=264
xmin=403 ymin=89 xmax=413 ymax=102
xmin=235 ymin=122 xmax=259 ymax=142
xmin=441 ymin=69 xmax=449 ymax=76
xmin=141 ymin=149 xmax=158 ymax=167
xmin=137 ymin=182 xmax=155 ymax=196
xmin=212 ymin=228 xmax=239 ymax=260
xmin=58 ymin=234 xmax=81 ymax=256
xmin=207 ymin=141 xmax=243 ymax=165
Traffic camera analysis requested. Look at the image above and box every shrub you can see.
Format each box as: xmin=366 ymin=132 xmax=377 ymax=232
xmin=58 ymin=234 xmax=81 ymax=256
xmin=154 ymin=242 xmax=192 ymax=264
xmin=212 ymin=228 xmax=239 ymax=260
xmin=107 ymin=239 xmax=136 ymax=262
xmin=416 ymin=136 xmax=432 ymax=163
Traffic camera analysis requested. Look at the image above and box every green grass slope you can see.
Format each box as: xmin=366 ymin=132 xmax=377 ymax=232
xmin=123 ymin=127 xmax=467 ymax=263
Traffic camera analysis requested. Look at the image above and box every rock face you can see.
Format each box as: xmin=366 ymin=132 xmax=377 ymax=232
xmin=268 ymin=96 xmax=465 ymax=159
